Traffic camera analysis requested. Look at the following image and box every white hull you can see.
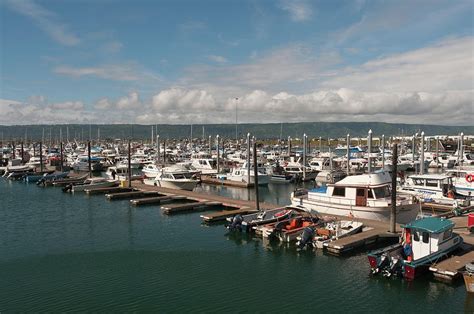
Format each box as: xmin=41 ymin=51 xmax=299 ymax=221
xmin=226 ymin=174 xmax=270 ymax=185
xmin=154 ymin=179 xmax=198 ymax=191
xmin=291 ymin=196 xmax=420 ymax=224
xmin=72 ymin=181 xmax=117 ymax=192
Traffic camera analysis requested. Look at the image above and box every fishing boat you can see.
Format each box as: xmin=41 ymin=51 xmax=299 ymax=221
xmin=291 ymin=171 xmax=419 ymax=224
xmin=367 ymin=217 xmax=463 ymax=279
xmin=70 ymin=177 xmax=118 ymax=193
xmin=226 ymin=208 xmax=296 ymax=232
xmin=151 ymin=166 xmax=200 ymax=191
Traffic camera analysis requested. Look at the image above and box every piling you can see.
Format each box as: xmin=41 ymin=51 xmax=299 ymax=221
xmin=208 ymin=135 xmax=211 ymax=155
xmin=346 ymin=134 xmax=350 ymax=175
xmin=390 ymin=143 xmax=398 ymax=233
xmin=253 ymin=141 xmax=260 ymax=211
xmin=216 ymin=135 xmax=220 ymax=174
xmin=303 ymin=134 xmax=307 ymax=180
xmin=412 ymin=134 xmax=416 ymax=163
xmin=12 ymin=141 xmax=15 ymax=159
xmin=436 ymin=136 xmax=440 ymax=168
xmin=420 ymin=131 xmax=425 ymax=174
xmin=128 ymin=140 xmax=132 ymax=188
xmin=368 ymin=129 xmax=372 ymax=173
xmin=460 ymin=132 xmax=464 ymax=166
xmin=20 ymin=142 xmax=24 ymax=164
xmin=40 ymin=141 xmax=43 ymax=172
xmin=88 ymin=141 xmax=92 ymax=178
xmin=247 ymin=133 xmax=251 ymax=184
xmin=156 ymin=134 xmax=160 ymax=163
xmin=288 ymin=136 xmax=292 ymax=156
xmin=381 ymin=134 xmax=385 ymax=170
xmin=60 ymin=142 xmax=63 ymax=172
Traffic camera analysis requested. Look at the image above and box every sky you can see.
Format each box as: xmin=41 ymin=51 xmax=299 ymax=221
xmin=0 ymin=0 xmax=473 ymax=125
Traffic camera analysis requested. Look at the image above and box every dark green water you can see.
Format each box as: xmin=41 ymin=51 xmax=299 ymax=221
xmin=1 ymin=179 xmax=472 ymax=312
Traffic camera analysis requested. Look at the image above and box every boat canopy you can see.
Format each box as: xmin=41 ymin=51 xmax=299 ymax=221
xmin=402 ymin=217 xmax=454 ymax=234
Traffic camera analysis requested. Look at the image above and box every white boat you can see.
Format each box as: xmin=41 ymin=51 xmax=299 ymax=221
xmin=400 ymin=174 xmax=470 ymax=206
xmin=190 ymin=157 xmax=218 ymax=175
xmin=105 ymin=166 xmax=142 ymax=181
xmin=151 ymin=166 xmax=200 ymax=191
xmin=142 ymin=164 xmax=161 ymax=178
xmin=291 ymin=171 xmax=420 ymax=224
xmin=71 ymin=155 xmax=103 ymax=172
xmin=71 ymin=177 xmax=118 ymax=192
xmin=226 ymin=162 xmax=270 ymax=185
xmin=445 ymin=169 xmax=474 ymax=197
xmin=313 ymin=220 xmax=364 ymax=248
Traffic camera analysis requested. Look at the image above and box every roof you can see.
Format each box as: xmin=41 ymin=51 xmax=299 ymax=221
xmin=334 ymin=171 xmax=391 ymax=187
xmin=408 ymin=174 xmax=450 ymax=180
xmin=402 ymin=217 xmax=454 ymax=233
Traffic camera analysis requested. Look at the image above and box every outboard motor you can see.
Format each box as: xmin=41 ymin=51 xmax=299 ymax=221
xmin=227 ymin=214 xmax=243 ymax=231
xmin=373 ymin=253 xmax=390 ymax=275
xmin=383 ymin=257 xmax=401 ymax=278
xmin=297 ymin=227 xmax=315 ymax=250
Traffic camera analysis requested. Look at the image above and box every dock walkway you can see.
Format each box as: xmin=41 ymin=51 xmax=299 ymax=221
xmin=429 ymin=244 xmax=474 ymax=281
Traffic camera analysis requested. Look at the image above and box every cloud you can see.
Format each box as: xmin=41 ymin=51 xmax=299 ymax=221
xmin=49 ymin=101 xmax=84 ymax=110
xmin=54 ymin=64 xmax=139 ymax=81
xmin=278 ymin=0 xmax=313 ymax=22
xmin=95 ymin=98 xmax=112 ymax=110
xmin=116 ymin=92 xmax=140 ymax=109
xmin=208 ymin=55 xmax=228 ymax=63
xmin=152 ymin=88 xmax=216 ymax=111
xmin=4 ymin=0 xmax=80 ymax=46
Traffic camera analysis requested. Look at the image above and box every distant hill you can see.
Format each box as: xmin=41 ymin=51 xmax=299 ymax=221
xmin=0 ymin=122 xmax=472 ymax=142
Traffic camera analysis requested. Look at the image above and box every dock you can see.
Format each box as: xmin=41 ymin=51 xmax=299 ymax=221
xmin=200 ymin=175 xmax=253 ymax=188
xmin=200 ymin=207 xmax=259 ymax=223
xmin=429 ymin=244 xmax=474 ymax=281
xmin=85 ymin=187 xmax=134 ymax=195
xmin=105 ymin=191 xmax=162 ymax=200
xmin=130 ymin=195 xmax=187 ymax=206
xmin=162 ymin=201 xmax=223 ymax=214
xmin=325 ymin=228 xmax=400 ymax=255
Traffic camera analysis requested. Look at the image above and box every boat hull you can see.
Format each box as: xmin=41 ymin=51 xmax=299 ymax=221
xmin=154 ymin=179 xmax=198 ymax=191
xmin=291 ymin=196 xmax=419 ymax=224
xmin=72 ymin=181 xmax=117 ymax=192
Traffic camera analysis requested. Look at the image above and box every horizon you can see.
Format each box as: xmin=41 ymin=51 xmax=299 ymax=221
xmin=1 ymin=0 xmax=473 ymax=125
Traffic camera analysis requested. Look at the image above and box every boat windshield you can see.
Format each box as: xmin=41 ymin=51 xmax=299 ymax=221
xmin=372 ymin=186 xmax=391 ymax=199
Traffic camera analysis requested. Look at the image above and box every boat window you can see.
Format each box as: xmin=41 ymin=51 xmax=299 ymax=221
xmin=422 ymin=232 xmax=429 ymax=243
xmin=413 ymin=231 xmax=419 ymax=242
xmin=425 ymin=180 xmax=439 ymax=187
xmin=373 ymin=186 xmax=391 ymax=199
xmin=333 ymin=187 xmax=345 ymax=197
xmin=442 ymin=230 xmax=452 ymax=241
xmin=413 ymin=179 xmax=424 ymax=186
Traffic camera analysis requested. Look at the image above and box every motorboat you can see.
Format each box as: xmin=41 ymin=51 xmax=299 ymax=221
xmin=368 ymin=217 xmax=463 ymax=279
xmin=151 ymin=166 xmax=200 ymax=191
xmin=226 ymin=161 xmax=270 ymax=185
xmin=70 ymin=177 xmax=118 ymax=192
xmin=71 ymin=155 xmax=103 ymax=172
xmin=142 ymin=164 xmax=161 ymax=178
xmin=105 ymin=166 xmax=142 ymax=181
xmin=291 ymin=171 xmax=419 ymax=224
xmin=399 ymin=174 xmax=470 ymax=207
xmin=444 ymin=169 xmax=474 ymax=197
xmin=226 ymin=208 xmax=296 ymax=232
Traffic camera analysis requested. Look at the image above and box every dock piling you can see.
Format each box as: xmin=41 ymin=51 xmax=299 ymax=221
xmin=253 ymin=141 xmax=260 ymax=211
xmin=390 ymin=143 xmax=398 ymax=233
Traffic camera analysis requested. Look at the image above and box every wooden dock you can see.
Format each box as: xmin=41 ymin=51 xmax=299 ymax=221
xmin=106 ymin=191 xmax=162 ymax=200
xmin=130 ymin=195 xmax=187 ymax=206
xmin=85 ymin=187 xmax=135 ymax=195
xmin=162 ymin=201 xmax=223 ymax=214
xmin=325 ymin=228 xmax=400 ymax=255
xmin=200 ymin=175 xmax=253 ymax=188
xmin=429 ymin=244 xmax=474 ymax=281
xmin=200 ymin=207 xmax=259 ymax=223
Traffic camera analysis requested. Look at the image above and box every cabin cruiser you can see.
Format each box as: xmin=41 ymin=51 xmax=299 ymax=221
xmin=190 ymin=157 xmax=218 ymax=175
xmin=142 ymin=164 xmax=161 ymax=178
xmin=368 ymin=216 xmax=462 ymax=279
xmin=291 ymin=171 xmax=419 ymax=224
xmin=71 ymin=155 xmax=104 ymax=172
xmin=105 ymin=166 xmax=142 ymax=181
xmin=445 ymin=169 xmax=474 ymax=197
xmin=399 ymin=174 xmax=470 ymax=206
xmin=226 ymin=161 xmax=270 ymax=185
xmin=150 ymin=166 xmax=200 ymax=191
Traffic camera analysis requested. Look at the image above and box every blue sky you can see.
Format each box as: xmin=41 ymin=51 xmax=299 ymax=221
xmin=0 ymin=0 xmax=473 ymax=125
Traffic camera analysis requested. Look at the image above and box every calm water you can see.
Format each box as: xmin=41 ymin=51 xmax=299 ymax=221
xmin=0 ymin=178 xmax=472 ymax=312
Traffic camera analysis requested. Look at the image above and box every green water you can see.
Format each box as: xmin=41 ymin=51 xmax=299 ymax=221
xmin=0 ymin=179 xmax=472 ymax=312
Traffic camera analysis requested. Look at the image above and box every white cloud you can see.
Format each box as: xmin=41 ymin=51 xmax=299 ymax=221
xmin=116 ymin=92 xmax=140 ymax=109
xmin=49 ymin=101 xmax=84 ymax=110
xmin=5 ymin=0 xmax=80 ymax=46
xmin=95 ymin=98 xmax=112 ymax=110
xmin=54 ymin=64 xmax=139 ymax=81
xmin=152 ymin=88 xmax=216 ymax=111
xmin=208 ymin=55 xmax=228 ymax=63
xmin=278 ymin=0 xmax=313 ymax=22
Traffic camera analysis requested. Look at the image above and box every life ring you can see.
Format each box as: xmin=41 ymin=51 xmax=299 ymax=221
xmin=466 ymin=174 xmax=474 ymax=183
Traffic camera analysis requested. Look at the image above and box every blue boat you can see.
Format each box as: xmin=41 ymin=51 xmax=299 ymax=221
xmin=368 ymin=216 xmax=463 ymax=279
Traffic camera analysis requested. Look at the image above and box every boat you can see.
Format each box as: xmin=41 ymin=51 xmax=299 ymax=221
xmin=105 ymin=166 xmax=142 ymax=181
xmin=367 ymin=216 xmax=463 ymax=279
xmin=312 ymin=220 xmax=364 ymax=249
xmin=462 ymin=262 xmax=474 ymax=293
xmin=70 ymin=177 xmax=118 ymax=192
xmin=444 ymin=169 xmax=474 ymax=197
xmin=151 ymin=166 xmax=200 ymax=191
xmin=271 ymin=216 xmax=324 ymax=242
xmin=400 ymin=174 xmax=470 ymax=207
xmin=26 ymin=171 xmax=69 ymax=184
xmin=226 ymin=208 xmax=296 ymax=232
xmin=226 ymin=161 xmax=270 ymax=185
xmin=291 ymin=171 xmax=419 ymax=224
xmin=142 ymin=164 xmax=161 ymax=178
xmin=71 ymin=155 xmax=103 ymax=172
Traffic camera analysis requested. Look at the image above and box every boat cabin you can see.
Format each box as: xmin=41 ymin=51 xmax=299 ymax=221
xmin=404 ymin=174 xmax=453 ymax=194
xmin=402 ymin=217 xmax=460 ymax=261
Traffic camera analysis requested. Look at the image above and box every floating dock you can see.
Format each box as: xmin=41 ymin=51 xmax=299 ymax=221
xmin=325 ymin=228 xmax=400 ymax=255
xmin=106 ymin=191 xmax=162 ymax=200
xmin=130 ymin=195 xmax=187 ymax=206
xmin=162 ymin=201 xmax=223 ymax=214
xmin=85 ymin=187 xmax=134 ymax=195
xmin=429 ymin=244 xmax=474 ymax=281
xmin=200 ymin=207 xmax=259 ymax=223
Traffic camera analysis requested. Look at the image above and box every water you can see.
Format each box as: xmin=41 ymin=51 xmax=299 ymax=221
xmin=0 ymin=179 xmax=472 ymax=312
